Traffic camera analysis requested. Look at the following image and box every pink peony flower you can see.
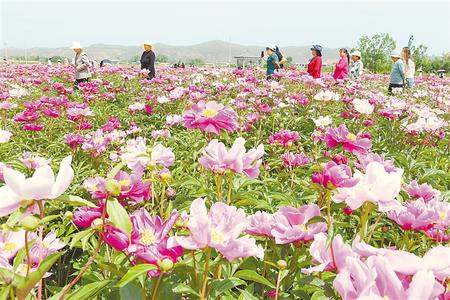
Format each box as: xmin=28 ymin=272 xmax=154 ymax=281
xmin=175 ymin=198 xmax=264 ymax=261
xmin=405 ymin=180 xmax=440 ymax=202
xmin=281 ymin=152 xmax=310 ymax=168
xmin=324 ymin=124 xmax=372 ymax=154
xmin=73 ymin=205 xmax=103 ymax=228
xmin=387 ymin=198 xmax=438 ymax=231
xmin=199 ymin=137 xmax=264 ymax=179
xmin=271 ymin=205 xmax=327 ymax=244
xmin=311 ymin=161 xmax=359 ymax=188
xmin=355 ymin=152 xmax=397 ymax=173
xmin=246 ymin=211 xmax=276 ymax=238
xmin=182 ymin=100 xmax=239 ymax=134
xmin=268 ymin=129 xmax=299 ymax=147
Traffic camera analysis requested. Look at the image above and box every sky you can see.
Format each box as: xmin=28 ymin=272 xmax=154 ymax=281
xmin=1 ymin=0 xmax=449 ymax=55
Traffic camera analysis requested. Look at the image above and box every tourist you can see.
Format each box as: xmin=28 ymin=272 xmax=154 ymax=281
xmin=349 ymin=50 xmax=363 ymax=81
xmin=274 ymin=46 xmax=287 ymax=69
xmin=262 ymin=45 xmax=280 ymax=80
xmin=307 ymin=45 xmax=322 ymax=78
xmin=388 ymin=51 xmax=405 ymax=94
xmin=71 ymin=42 xmax=91 ymax=87
xmin=401 ymin=47 xmax=415 ymax=88
xmin=332 ymin=48 xmax=349 ymax=80
xmin=140 ymin=40 xmax=156 ymax=80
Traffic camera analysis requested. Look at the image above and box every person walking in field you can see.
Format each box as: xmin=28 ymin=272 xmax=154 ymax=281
xmin=388 ymin=51 xmax=406 ymax=94
xmin=307 ymin=45 xmax=322 ymax=78
xmin=349 ymin=50 xmax=363 ymax=81
xmin=140 ymin=41 xmax=156 ymax=80
xmin=332 ymin=48 xmax=349 ymax=80
xmin=401 ymin=47 xmax=415 ymax=88
xmin=261 ymin=45 xmax=280 ymax=80
xmin=71 ymin=42 xmax=91 ymax=87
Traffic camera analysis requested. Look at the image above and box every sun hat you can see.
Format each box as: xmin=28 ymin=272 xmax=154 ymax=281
xmin=143 ymin=40 xmax=153 ymax=46
xmin=390 ymin=51 xmax=401 ymax=58
xmin=350 ymin=50 xmax=362 ymax=58
xmin=311 ymin=45 xmax=323 ymax=52
xmin=71 ymin=42 xmax=82 ymax=49
xmin=266 ymin=44 xmax=276 ymax=51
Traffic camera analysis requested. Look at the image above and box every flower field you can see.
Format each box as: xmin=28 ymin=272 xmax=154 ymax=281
xmin=0 ymin=64 xmax=449 ymax=300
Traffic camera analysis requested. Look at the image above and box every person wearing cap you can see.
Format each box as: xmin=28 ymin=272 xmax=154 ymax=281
xmin=307 ymin=45 xmax=322 ymax=78
xmin=261 ymin=45 xmax=280 ymax=80
xmin=332 ymin=48 xmax=349 ymax=80
xmin=388 ymin=51 xmax=406 ymax=94
xmin=349 ymin=50 xmax=363 ymax=81
xmin=71 ymin=42 xmax=91 ymax=87
xmin=140 ymin=41 xmax=156 ymax=80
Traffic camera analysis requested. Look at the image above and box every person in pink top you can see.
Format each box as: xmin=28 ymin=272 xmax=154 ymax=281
xmin=333 ymin=48 xmax=350 ymax=80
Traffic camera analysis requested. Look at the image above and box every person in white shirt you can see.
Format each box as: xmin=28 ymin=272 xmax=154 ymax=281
xmin=401 ymin=47 xmax=415 ymax=88
xmin=349 ymin=50 xmax=364 ymax=81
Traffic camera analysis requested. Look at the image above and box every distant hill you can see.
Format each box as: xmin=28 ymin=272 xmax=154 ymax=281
xmin=3 ymin=40 xmax=340 ymax=64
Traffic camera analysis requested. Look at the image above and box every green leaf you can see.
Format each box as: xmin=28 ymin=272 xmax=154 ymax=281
xmin=120 ymin=282 xmax=145 ymax=300
xmin=234 ymin=270 xmax=275 ymax=288
xmin=107 ymin=198 xmax=132 ymax=236
xmin=0 ymin=285 xmax=11 ymax=300
xmin=54 ymin=195 xmax=96 ymax=207
xmin=325 ymin=223 xmax=335 ymax=249
xmin=116 ymin=264 xmax=157 ymax=288
xmin=172 ymin=283 xmax=200 ymax=297
xmin=16 ymin=251 xmax=65 ymax=299
xmin=40 ymin=214 xmax=61 ymax=224
xmin=238 ymin=289 xmax=259 ymax=300
xmin=66 ymin=280 xmax=114 ymax=300
xmin=209 ymin=278 xmax=246 ymax=299
xmin=69 ymin=229 xmax=94 ymax=248
xmin=107 ymin=162 xmax=125 ymax=179
xmin=305 ymin=216 xmax=327 ymax=227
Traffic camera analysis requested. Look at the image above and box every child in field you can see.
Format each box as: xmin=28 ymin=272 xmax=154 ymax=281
xmin=349 ymin=50 xmax=363 ymax=81
xmin=333 ymin=48 xmax=349 ymax=80
xmin=388 ymin=51 xmax=405 ymax=94
xmin=401 ymin=47 xmax=415 ymax=88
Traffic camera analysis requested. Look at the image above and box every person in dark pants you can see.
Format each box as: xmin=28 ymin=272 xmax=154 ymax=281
xmin=140 ymin=41 xmax=156 ymax=80
xmin=71 ymin=42 xmax=91 ymax=88
xmin=388 ymin=51 xmax=405 ymax=94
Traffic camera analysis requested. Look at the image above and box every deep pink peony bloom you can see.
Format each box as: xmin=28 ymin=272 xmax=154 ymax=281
xmin=175 ymin=198 xmax=264 ymax=261
xmin=311 ymin=161 xmax=359 ymax=188
xmin=64 ymin=133 xmax=85 ymax=150
xmin=281 ymin=152 xmax=310 ymax=168
xmin=268 ymin=129 xmax=299 ymax=147
xmin=271 ymin=205 xmax=327 ymax=244
xmin=405 ymin=180 xmax=440 ymax=202
xmin=199 ymin=137 xmax=264 ymax=179
xmin=73 ymin=205 xmax=103 ymax=228
xmin=182 ymin=100 xmax=239 ymax=134
xmin=22 ymin=123 xmax=44 ymax=131
xmin=128 ymin=208 xmax=182 ymax=267
xmin=103 ymin=225 xmax=129 ymax=251
xmin=324 ymin=124 xmax=372 ymax=154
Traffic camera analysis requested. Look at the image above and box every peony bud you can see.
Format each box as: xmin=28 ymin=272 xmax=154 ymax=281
xmin=21 ymin=216 xmax=39 ymax=231
xmin=277 ymin=259 xmax=287 ymax=269
xmin=158 ymin=258 xmax=174 ymax=271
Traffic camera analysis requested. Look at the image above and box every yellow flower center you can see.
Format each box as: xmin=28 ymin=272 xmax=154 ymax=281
xmin=140 ymin=230 xmax=156 ymax=246
xmin=4 ymin=242 xmax=16 ymax=252
xmin=16 ymin=264 xmax=28 ymax=277
xmin=119 ymin=180 xmax=131 ymax=187
xmin=297 ymin=224 xmax=310 ymax=232
xmin=439 ymin=211 xmax=447 ymax=221
xmin=202 ymin=108 xmax=218 ymax=118
xmin=346 ymin=133 xmax=357 ymax=141
xmin=211 ymin=229 xmax=225 ymax=244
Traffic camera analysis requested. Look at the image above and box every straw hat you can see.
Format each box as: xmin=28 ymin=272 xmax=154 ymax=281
xmin=71 ymin=42 xmax=82 ymax=49
xmin=143 ymin=40 xmax=153 ymax=46
xmin=390 ymin=51 xmax=401 ymax=58
xmin=350 ymin=50 xmax=361 ymax=58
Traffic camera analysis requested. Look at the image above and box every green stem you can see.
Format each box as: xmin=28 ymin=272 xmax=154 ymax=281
xmin=359 ymin=202 xmax=374 ymax=241
xmin=275 ymin=269 xmax=283 ymax=300
xmin=24 ymin=231 xmax=31 ymax=277
xmin=215 ymin=175 xmax=223 ymax=202
xmin=159 ymin=184 xmax=166 ymax=217
xmin=150 ymin=272 xmax=164 ymax=300
xmin=192 ymin=251 xmax=199 ymax=290
xmin=200 ymin=248 xmax=211 ymax=299
xmin=226 ymin=175 xmax=234 ymax=205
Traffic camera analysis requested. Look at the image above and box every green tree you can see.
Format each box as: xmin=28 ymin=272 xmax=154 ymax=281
xmin=357 ymin=33 xmax=396 ymax=73
xmin=156 ymin=54 xmax=169 ymax=63
xmin=410 ymin=44 xmax=428 ymax=70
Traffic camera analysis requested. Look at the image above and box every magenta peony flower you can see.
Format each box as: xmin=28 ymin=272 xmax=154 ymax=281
xmin=405 ymin=180 xmax=440 ymax=202
xmin=387 ymin=198 xmax=437 ymax=231
xmin=324 ymin=124 xmax=372 ymax=154
xmin=199 ymin=137 xmax=264 ymax=179
xmin=103 ymin=225 xmax=130 ymax=251
xmin=22 ymin=123 xmax=44 ymax=131
xmin=175 ymin=198 xmax=264 ymax=261
xmin=73 ymin=205 xmax=103 ymax=228
xmin=311 ymin=161 xmax=359 ymax=188
xmin=281 ymin=152 xmax=310 ymax=168
xmin=268 ymin=129 xmax=299 ymax=147
xmin=271 ymin=205 xmax=327 ymax=244
xmin=64 ymin=133 xmax=85 ymax=150
xmin=182 ymin=100 xmax=239 ymax=134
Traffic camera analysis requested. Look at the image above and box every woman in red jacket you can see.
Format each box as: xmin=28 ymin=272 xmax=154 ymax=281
xmin=307 ymin=45 xmax=322 ymax=78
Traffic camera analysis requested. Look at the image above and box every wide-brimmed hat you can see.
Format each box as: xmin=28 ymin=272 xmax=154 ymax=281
xmin=143 ymin=40 xmax=153 ymax=46
xmin=350 ymin=50 xmax=362 ymax=58
xmin=71 ymin=42 xmax=82 ymax=49
xmin=311 ymin=45 xmax=323 ymax=52
xmin=390 ymin=51 xmax=401 ymax=58
xmin=266 ymin=44 xmax=276 ymax=51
